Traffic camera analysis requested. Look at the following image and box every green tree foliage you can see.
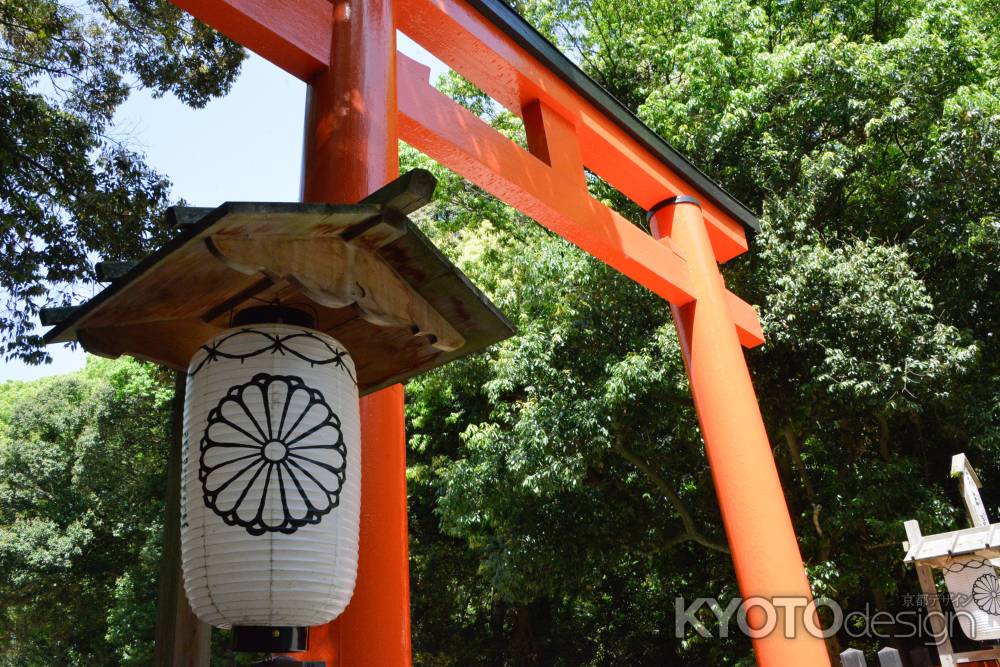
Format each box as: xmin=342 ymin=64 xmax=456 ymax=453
xmin=1 ymin=0 xmax=244 ymax=362
xmin=0 ymin=358 xmax=172 ymax=665
xmin=2 ymin=0 xmax=999 ymax=665
xmin=402 ymin=0 xmax=999 ymax=664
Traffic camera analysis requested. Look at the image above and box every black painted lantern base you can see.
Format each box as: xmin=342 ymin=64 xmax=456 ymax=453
xmin=232 ymin=305 xmax=316 ymax=329
xmin=251 ymin=657 xmax=327 ymax=667
xmin=232 ymin=626 xmax=308 ymax=653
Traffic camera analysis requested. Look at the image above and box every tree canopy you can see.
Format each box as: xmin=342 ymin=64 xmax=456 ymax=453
xmin=1 ymin=0 xmax=999 ymax=665
xmin=403 ymin=0 xmax=999 ymax=663
xmin=0 ymin=0 xmax=244 ymax=362
xmin=0 ymin=359 xmax=171 ymax=664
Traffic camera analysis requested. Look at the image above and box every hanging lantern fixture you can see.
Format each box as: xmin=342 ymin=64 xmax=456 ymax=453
xmin=39 ymin=170 xmax=514 ymax=653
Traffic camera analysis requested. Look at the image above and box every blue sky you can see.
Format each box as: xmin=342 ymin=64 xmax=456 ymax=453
xmin=2 ymin=36 xmax=446 ymax=383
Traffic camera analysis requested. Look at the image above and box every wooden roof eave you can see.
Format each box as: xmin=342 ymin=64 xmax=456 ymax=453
xmin=903 ymin=523 xmax=1000 ymax=566
xmin=42 ymin=169 xmax=515 ymax=394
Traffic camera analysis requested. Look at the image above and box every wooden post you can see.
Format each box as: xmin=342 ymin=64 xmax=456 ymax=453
xmin=840 ymin=648 xmax=867 ymax=667
xmin=153 ymin=372 xmax=210 ymax=666
xmin=904 ymin=520 xmax=956 ymax=667
xmin=292 ymin=0 xmax=412 ymax=664
xmin=952 ymin=453 xmax=990 ymax=527
xmin=876 ymin=646 xmax=903 ymax=667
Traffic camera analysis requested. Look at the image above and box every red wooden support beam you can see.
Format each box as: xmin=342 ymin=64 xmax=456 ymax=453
xmin=171 ymin=0 xmax=331 ymax=80
xmin=727 ymin=292 xmax=765 ymax=349
xmin=398 ymin=54 xmax=695 ymax=306
xmin=398 ymin=54 xmax=765 ymax=348
xmin=293 ymin=0 xmax=413 ymax=664
xmin=396 ymin=0 xmax=750 ymax=262
xmin=522 ymin=99 xmax=586 ymax=190
xmin=654 ymin=200 xmax=830 ymax=667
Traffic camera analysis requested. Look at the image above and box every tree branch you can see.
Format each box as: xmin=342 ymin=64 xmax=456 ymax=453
xmin=782 ymin=425 xmax=817 ymax=501
xmin=612 ymin=433 xmax=730 ymax=555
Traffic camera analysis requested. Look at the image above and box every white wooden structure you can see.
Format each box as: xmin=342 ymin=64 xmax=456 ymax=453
xmin=903 ymin=454 xmax=1000 ymax=665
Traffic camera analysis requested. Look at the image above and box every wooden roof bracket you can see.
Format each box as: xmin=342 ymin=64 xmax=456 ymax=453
xmin=41 ymin=169 xmax=514 ymax=393
xmin=205 ymin=214 xmax=466 ymax=351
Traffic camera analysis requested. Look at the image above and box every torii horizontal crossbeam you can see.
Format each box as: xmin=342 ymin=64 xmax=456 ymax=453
xmin=171 ymin=0 xmax=765 ymax=347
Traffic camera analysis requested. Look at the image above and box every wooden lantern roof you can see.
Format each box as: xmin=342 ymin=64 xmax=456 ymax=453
xmin=903 ymin=523 xmax=1000 ymax=567
xmin=42 ymin=169 xmax=515 ymax=395
xmin=903 ymin=454 xmax=1000 ymax=567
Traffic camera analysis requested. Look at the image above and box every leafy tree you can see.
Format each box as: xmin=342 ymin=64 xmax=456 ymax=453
xmin=403 ymin=0 xmax=999 ymax=664
xmin=0 ymin=0 xmax=244 ymax=362
xmin=3 ymin=0 xmax=999 ymax=665
xmin=0 ymin=358 xmax=172 ymax=665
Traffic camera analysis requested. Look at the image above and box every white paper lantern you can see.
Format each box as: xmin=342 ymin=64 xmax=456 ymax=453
xmin=943 ymin=556 xmax=1000 ymax=640
xmin=180 ymin=323 xmax=361 ymax=630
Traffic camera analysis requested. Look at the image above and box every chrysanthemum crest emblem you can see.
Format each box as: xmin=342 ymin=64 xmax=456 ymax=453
xmin=199 ymin=373 xmax=347 ymax=535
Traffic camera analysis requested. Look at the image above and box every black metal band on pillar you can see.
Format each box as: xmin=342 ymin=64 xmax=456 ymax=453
xmin=645 ymin=195 xmax=703 ymax=223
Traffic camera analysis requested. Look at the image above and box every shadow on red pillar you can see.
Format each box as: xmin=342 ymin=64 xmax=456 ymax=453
xmin=341 ymin=385 xmax=411 ymax=665
xmin=292 ymin=386 xmax=411 ymax=666
xmin=291 ymin=0 xmax=410 ymax=664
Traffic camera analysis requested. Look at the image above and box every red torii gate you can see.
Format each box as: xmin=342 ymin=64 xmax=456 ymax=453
xmin=161 ymin=0 xmax=831 ymax=665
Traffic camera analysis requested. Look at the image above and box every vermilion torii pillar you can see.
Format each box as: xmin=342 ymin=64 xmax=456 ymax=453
xmin=163 ymin=0 xmax=832 ymax=665
xmin=295 ymin=0 xmax=410 ymax=663
xmin=651 ymin=198 xmax=830 ymax=665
